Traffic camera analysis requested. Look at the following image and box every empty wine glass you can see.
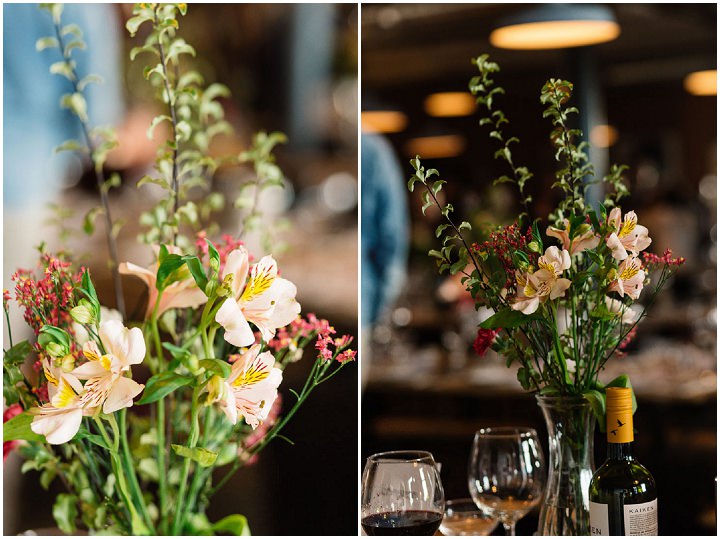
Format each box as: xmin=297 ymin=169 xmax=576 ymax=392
xmin=361 ymin=450 xmax=445 ymax=536
xmin=468 ymin=427 xmax=545 ymax=536
xmin=439 ymin=498 xmax=499 ymax=536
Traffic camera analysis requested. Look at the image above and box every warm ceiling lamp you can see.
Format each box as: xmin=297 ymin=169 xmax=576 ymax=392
xmin=684 ymin=70 xmax=717 ymax=96
xmin=424 ymin=92 xmax=477 ymax=117
xmin=405 ymin=135 xmax=466 ymax=159
xmin=490 ymin=4 xmax=621 ymax=50
xmin=590 ymin=124 xmax=619 ymax=149
xmin=361 ymin=110 xmax=408 ymax=133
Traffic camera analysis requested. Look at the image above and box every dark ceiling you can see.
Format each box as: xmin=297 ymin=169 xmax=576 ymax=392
xmin=362 ymin=3 xmax=717 ymax=91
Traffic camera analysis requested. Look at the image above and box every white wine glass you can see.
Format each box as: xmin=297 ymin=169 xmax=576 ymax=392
xmin=361 ymin=450 xmax=445 ymax=536
xmin=467 ymin=427 xmax=545 ymax=536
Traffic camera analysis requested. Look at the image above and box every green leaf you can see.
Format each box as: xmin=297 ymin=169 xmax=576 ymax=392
xmin=77 ymin=74 xmax=103 ymax=92
xmin=199 ymin=358 xmax=231 ymax=379
xmin=479 ymin=308 xmax=538 ymax=329
xmin=155 ymin=254 xmax=186 ymax=290
xmin=212 ymin=514 xmax=251 ymax=536
xmin=50 ymin=61 xmax=75 ymax=81
xmin=171 ymin=444 xmax=218 ymax=467
xmin=54 ymin=139 xmax=86 ymax=154
xmin=182 ymin=255 xmax=208 ymax=292
xmin=136 ymin=372 xmax=195 ymax=405
xmin=147 ymin=115 xmax=172 ymax=140
xmin=3 ymin=412 xmax=45 ymax=443
xmin=35 ymin=36 xmax=59 ymax=51
xmin=4 ymin=340 xmax=32 ymax=367
xmin=83 ymin=206 xmax=104 ymax=235
xmin=583 ymin=389 xmax=606 ymax=431
xmin=38 ymin=326 xmax=71 ymax=354
xmin=53 ymin=493 xmax=78 ymax=534
xmin=126 ymin=13 xmax=153 ymax=36
xmin=60 ymin=93 xmax=88 ymax=122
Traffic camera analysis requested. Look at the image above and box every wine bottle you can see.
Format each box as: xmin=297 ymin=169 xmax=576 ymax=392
xmin=589 ymin=387 xmax=658 ymax=536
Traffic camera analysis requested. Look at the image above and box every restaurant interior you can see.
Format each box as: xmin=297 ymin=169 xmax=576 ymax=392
xmin=361 ymin=3 xmax=716 ymax=535
xmin=4 ymin=4 xmax=358 ymax=536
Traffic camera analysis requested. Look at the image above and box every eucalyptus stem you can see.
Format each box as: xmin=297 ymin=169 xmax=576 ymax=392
xmin=51 ymin=19 xmax=125 ymax=319
xmin=153 ymin=5 xmax=180 ymax=246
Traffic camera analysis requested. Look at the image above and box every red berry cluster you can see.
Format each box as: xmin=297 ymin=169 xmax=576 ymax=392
xmin=641 ymin=248 xmax=685 ymax=270
xmin=472 ymin=223 xmax=535 ymax=288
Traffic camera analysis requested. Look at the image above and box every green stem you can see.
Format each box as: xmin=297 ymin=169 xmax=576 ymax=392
xmin=94 ymin=418 xmax=149 ymax=535
xmin=118 ymin=409 xmax=154 ymax=531
xmin=172 ymin=387 xmax=201 ymax=535
xmin=4 ymin=308 xmax=13 ymax=349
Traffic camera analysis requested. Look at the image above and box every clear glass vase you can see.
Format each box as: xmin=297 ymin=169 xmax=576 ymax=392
xmin=536 ymin=394 xmax=595 ymax=536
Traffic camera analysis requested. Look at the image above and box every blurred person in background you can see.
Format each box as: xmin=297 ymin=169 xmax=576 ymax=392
xmin=360 ymin=132 xmax=410 ymax=386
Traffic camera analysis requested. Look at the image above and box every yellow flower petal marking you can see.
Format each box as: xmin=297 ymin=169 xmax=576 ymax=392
xmin=620 ymin=262 xmax=641 ymax=281
xmin=232 ymin=361 xmax=270 ymax=388
xmin=83 ymin=346 xmax=101 ymax=363
xmin=100 ymin=355 xmax=113 ymax=371
xmin=44 ymin=366 xmax=58 ymax=387
xmin=240 ymin=264 xmax=275 ymax=303
xmin=617 ymin=216 xmax=637 ymax=238
xmin=538 ymin=261 xmax=555 ymax=273
xmin=54 ymin=381 xmax=78 ymax=408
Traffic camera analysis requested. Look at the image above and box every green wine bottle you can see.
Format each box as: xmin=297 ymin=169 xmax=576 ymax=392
xmin=589 ymin=387 xmax=658 ymax=535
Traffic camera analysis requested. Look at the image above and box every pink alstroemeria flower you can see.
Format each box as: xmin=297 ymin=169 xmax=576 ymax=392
xmin=546 ymin=219 xmax=599 ymax=255
xmin=72 ymin=320 xmax=146 ymax=415
xmin=208 ymin=344 xmax=283 ymax=429
xmin=605 ymin=208 xmax=652 ymax=261
xmin=119 ymin=246 xmax=207 ymax=320
xmin=511 ymin=247 xmax=572 ymax=315
xmin=30 ymin=359 xmax=86 ymax=445
xmin=608 ymin=257 xmax=645 ymax=300
xmin=215 ymin=247 xmax=301 ymax=347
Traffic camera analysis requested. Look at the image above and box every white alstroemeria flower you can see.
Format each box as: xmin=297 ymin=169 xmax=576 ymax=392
xmin=215 ymin=247 xmax=301 ymax=347
xmin=73 ymin=306 xmax=123 ymax=345
xmin=72 ymin=320 xmax=146 ymax=414
xmin=605 ymin=208 xmax=652 ymax=261
xmin=605 ymin=296 xmax=642 ymax=324
xmin=546 ymin=220 xmax=600 ymax=256
xmin=511 ymin=247 xmax=572 ymax=315
xmin=30 ymin=360 xmax=86 ymax=444
xmin=119 ymin=245 xmax=207 ymax=320
xmin=208 ymin=344 xmax=283 ymax=429
xmin=608 ymin=257 xmax=645 ymax=300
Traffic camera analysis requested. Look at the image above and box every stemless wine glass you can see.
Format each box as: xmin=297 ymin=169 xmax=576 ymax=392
xmin=468 ymin=427 xmax=545 ymax=536
xmin=361 ymin=450 xmax=445 ymax=536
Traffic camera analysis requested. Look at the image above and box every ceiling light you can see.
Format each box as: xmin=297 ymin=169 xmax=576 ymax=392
xmin=361 ymin=110 xmax=408 ymax=133
xmin=490 ymin=4 xmax=620 ymax=50
xmin=590 ymin=124 xmax=619 ymax=148
xmin=424 ymin=92 xmax=477 ymax=117
xmin=405 ymin=135 xmax=466 ymax=159
xmin=684 ymin=70 xmax=717 ymax=96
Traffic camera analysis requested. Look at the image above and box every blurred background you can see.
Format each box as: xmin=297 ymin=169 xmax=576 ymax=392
xmin=361 ymin=3 xmax=716 ymax=536
xmin=4 ymin=3 xmax=357 ymax=535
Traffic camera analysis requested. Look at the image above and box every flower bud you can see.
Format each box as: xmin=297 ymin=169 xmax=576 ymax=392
xmin=204 ymin=279 xmax=218 ymax=298
xmin=204 ymin=374 xmax=228 ymax=406
xmin=45 ymin=342 xmax=67 ymax=359
xmin=70 ymin=300 xmax=96 ymax=325
xmin=527 ymin=241 xmax=541 ymax=253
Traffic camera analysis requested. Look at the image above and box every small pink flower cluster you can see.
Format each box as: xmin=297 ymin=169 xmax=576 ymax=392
xmin=195 ymin=232 xmax=251 ymax=271
xmin=641 ymin=248 xmax=686 ymax=269
xmin=473 ymin=223 xmax=535 ymax=289
xmin=11 ymin=254 xmax=83 ymax=336
xmin=315 ymin=329 xmax=356 ymax=363
xmin=267 ymin=313 xmax=334 ymax=352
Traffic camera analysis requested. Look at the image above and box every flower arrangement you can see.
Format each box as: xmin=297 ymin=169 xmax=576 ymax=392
xmin=3 ymin=4 xmax=354 ymax=535
xmin=408 ymin=54 xmax=684 ymax=421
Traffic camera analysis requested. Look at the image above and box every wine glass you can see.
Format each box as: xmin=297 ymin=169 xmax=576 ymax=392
xmin=468 ymin=427 xmax=545 ymax=536
xmin=361 ymin=450 xmax=445 ymax=536
xmin=439 ymin=498 xmax=499 ymax=536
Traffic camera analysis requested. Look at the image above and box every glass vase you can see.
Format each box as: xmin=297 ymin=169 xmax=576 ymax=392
xmin=536 ymin=394 xmax=595 ymax=536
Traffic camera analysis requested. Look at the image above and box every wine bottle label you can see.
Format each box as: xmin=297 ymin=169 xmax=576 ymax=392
xmin=589 ymin=499 xmax=658 ymax=536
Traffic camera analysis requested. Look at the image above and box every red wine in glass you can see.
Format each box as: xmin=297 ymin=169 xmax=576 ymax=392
xmin=361 ymin=510 xmax=443 ymax=536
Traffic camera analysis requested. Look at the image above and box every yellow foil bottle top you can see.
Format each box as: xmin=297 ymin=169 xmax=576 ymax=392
xmin=605 ymin=387 xmax=634 ymax=443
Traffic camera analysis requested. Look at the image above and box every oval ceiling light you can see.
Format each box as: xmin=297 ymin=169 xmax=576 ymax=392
xmin=404 ymin=134 xmax=466 ymax=159
xmin=490 ymin=4 xmax=620 ymax=50
xmin=361 ymin=110 xmax=408 ymax=133
xmin=424 ymin=92 xmax=477 ymax=117
xmin=590 ymin=124 xmax=619 ymax=148
xmin=684 ymin=70 xmax=717 ymax=96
